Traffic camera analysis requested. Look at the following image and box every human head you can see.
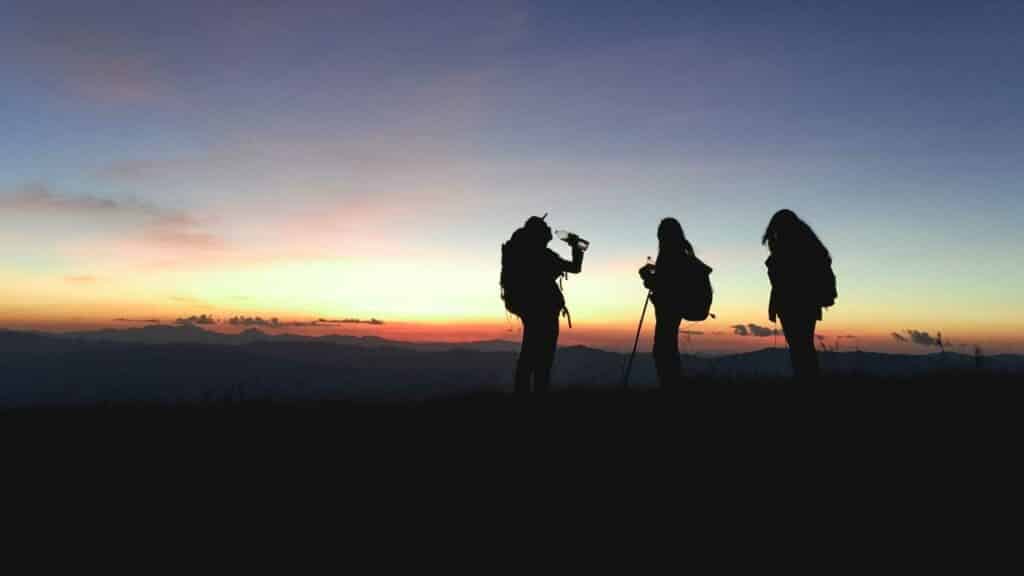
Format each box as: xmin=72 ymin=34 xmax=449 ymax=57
xmin=762 ymin=209 xmax=799 ymax=252
xmin=523 ymin=215 xmax=553 ymax=247
xmin=658 ymin=217 xmax=693 ymax=255
xmin=762 ymin=209 xmax=828 ymax=258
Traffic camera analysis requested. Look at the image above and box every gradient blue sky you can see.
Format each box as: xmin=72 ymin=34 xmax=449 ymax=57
xmin=1 ymin=1 xmax=1022 ymax=352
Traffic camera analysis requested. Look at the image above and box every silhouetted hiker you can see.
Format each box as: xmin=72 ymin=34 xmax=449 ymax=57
xmin=639 ymin=218 xmax=713 ymax=388
xmin=763 ymin=210 xmax=837 ymax=381
xmin=501 ymin=215 xmax=585 ymax=393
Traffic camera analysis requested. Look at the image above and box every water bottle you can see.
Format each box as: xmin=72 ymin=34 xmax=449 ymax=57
xmin=554 ymin=229 xmax=590 ymax=252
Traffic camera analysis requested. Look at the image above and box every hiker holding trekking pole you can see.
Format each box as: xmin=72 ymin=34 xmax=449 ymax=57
xmin=500 ymin=215 xmax=587 ymax=394
xmin=634 ymin=218 xmax=713 ymax=389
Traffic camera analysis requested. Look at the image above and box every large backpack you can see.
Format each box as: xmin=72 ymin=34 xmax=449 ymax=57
xmin=500 ymin=229 xmax=528 ymax=316
xmin=681 ymin=257 xmax=714 ymax=322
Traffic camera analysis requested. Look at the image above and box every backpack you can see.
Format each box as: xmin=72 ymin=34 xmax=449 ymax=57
xmin=818 ymin=260 xmax=838 ymax=308
xmin=681 ymin=257 xmax=714 ymax=322
xmin=500 ymin=229 xmax=528 ymax=316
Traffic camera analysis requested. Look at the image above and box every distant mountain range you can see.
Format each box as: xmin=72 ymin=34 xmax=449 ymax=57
xmin=59 ymin=324 xmax=524 ymax=352
xmin=0 ymin=326 xmax=1019 ymax=406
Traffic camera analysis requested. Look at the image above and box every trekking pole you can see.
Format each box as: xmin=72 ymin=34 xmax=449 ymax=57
xmin=623 ymin=292 xmax=651 ymax=389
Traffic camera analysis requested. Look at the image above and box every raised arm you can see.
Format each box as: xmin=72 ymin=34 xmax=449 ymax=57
xmin=565 ymin=244 xmax=583 ymax=274
xmin=553 ymin=244 xmax=583 ymax=274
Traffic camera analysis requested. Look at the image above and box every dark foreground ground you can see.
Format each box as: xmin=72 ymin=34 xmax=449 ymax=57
xmin=6 ymin=376 xmax=1019 ymax=548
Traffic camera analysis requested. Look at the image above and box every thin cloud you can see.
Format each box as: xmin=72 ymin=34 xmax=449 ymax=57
xmin=747 ymin=324 xmax=778 ymax=337
xmin=114 ymin=318 xmax=161 ymax=324
xmin=225 ymin=316 xmax=317 ymax=328
xmin=2 ymin=186 xmax=119 ymax=213
xmin=318 ymin=318 xmax=385 ymax=326
xmin=3 ymin=185 xmax=226 ymax=258
xmin=892 ymin=330 xmax=944 ymax=348
xmin=0 ymin=185 xmax=190 ymax=222
xmin=228 ymin=316 xmax=278 ymax=327
xmin=733 ymin=323 xmax=778 ymax=337
xmin=680 ymin=329 xmax=704 ymax=336
xmin=175 ymin=314 xmax=216 ymax=326
xmin=907 ymin=330 xmax=940 ymax=348
xmin=226 ymin=316 xmax=385 ymax=328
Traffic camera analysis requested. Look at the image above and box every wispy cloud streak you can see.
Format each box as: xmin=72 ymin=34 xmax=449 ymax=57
xmin=732 ymin=324 xmax=779 ymax=337
xmin=176 ymin=314 xmax=216 ymax=326
xmin=3 ymin=185 xmax=227 ymax=261
xmin=892 ymin=329 xmax=944 ymax=349
xmin=318 ymin=318 xmax=385 ymax=326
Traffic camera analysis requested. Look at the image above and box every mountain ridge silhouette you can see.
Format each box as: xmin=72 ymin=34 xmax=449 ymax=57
xmin=1 ymin=326 xmax=1019 ymax=408
xmin=40 ymin=325 xmax=1019 ymax=366
xmin=49 ymin=324 xmax=522 ymax=352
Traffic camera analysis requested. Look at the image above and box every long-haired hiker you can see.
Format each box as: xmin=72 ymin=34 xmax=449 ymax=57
xmin=762 ymin=210 xmax=837 ymax=381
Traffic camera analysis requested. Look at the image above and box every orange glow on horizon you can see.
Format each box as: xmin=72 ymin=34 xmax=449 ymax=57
xmin=1 ymin=309 xmax=1018 ymax=355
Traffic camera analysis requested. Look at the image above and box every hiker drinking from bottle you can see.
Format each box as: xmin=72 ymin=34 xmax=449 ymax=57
xmin=763 ymin=209 xmax=837 ymax=382
xmin=638 ymin=218 xmax=713 ymax=389
xmin=500 ymin=215 xmax=586 ymax=394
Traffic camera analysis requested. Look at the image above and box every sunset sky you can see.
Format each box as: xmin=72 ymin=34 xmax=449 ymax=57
xmin=2 ymin=1 xmax=1022 ymax=354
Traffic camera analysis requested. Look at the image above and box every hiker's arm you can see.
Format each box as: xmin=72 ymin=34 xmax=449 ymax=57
xmin=562 ymin=244 xmax=583 ymax=274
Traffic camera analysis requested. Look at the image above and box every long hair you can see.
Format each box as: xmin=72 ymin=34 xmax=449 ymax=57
xmin=762 ymin=209 xmax=830 ymax=261
xmin=658 ymin=217 xmax=694 ymax=258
